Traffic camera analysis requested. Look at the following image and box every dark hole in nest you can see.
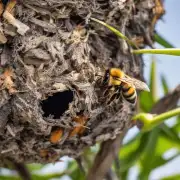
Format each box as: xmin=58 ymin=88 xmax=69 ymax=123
xmin=70 ymin=15 xmax=84 ymax=25
xmin=41 ymin=90 xmax=74 ymax=119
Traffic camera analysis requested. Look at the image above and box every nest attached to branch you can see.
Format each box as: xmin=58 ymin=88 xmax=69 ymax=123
xmin=0 ymin=0 xmax=155 ymax=164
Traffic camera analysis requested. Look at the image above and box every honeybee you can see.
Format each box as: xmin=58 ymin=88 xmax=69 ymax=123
xmin=49 ymin=127 xmax=64 ymax=144
xmin=103 ymin=68 xmax=150 ymax=104
xmin=68 ymin=115 xmax=89 ymax=137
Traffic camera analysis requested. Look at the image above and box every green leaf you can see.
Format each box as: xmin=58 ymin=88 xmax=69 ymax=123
xmin=139 ymin=91 xmax=154 ymax=112
xmin=67 ymin=161 xmax=85 ymax=180
xmin=119 ymin=169 xmax=129 ymax=180
xmin=161 ymin=132 xmax=180 ymax=150
xmin=0 ymin=172 xmax=70 ymax=180
xmin=27 ymin=163 xmax=44 ymax=172
xmin=120 ymin=133 xmax=150 ymax=172
xmin=161 ymin=75 xmax=169 ymax=95
xmin=154 ymin=33 xmax=174 ymax=48
xmin=0 ymin=176 xmax=20 ymax=180
xmin=172 ymin=116 xmax=180 ymax=133
xmin=160 ymin=124 xmax=180 ymax=145
xmin=162 ymin=174 xmax=180 ymax=180
xmin=90 ymin=17 xmax=138 ymax=48
xmin=123 ymin=133 xmax=141 ymax=146
xmin=150 ymin=153 xmax=178 ymax=171
xmin=69 ymin=167 xmax=85 ymax=180
xmin=67 ymin=160 xmax=78 ymax=172
xmin=149 ymin=59 xmax=157 ymax=102
xmin=31 ymin=172 xmax=68 ymax=180
xmin=132 ymin=48 xmax=180 ymax=56
xmin=139 ymin=128 xmax=160 ymax=179
xmin=138 ymin=127 xmax=180 ymax=180
xmin=156 ymin=133 xmax=180 ymax=156
xmin=120 ymin=133 xmax=142 ymax=158
xmin=139 ymin=59 xmax=157 ymax=112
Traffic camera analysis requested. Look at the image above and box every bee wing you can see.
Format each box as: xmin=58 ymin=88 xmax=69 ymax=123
xmin=120 ymin=75 xmax=150 ymax=92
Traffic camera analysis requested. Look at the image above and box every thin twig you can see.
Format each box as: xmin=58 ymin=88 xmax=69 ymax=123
xmin=8 ymin=159 xmax=32 ymax=180
xmin=75 ymin=157 xmax=86 ymax=175
xmin=151 ymin=84 xmax=180 ymax=114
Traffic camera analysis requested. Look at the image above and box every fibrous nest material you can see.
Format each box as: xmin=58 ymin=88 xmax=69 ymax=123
xmin=0 ymin=0 xmax=156 ymax=164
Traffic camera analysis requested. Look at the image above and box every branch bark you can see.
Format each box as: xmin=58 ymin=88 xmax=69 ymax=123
xmin=7 ymin=159 xmax=32 ymax=180
xmin=151 ymin=84 xmax=180 ymax=114
xmin=86 ymin=130 xmax=127 ymax=180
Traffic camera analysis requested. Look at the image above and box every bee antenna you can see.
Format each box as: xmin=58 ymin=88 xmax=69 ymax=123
xmin=96 ymin=74 xmax=103 ymax=77
xmin=81 ymin=125 xmax=90 ymax=129
xmin=74 ymin=123 xmax=90 ymax=129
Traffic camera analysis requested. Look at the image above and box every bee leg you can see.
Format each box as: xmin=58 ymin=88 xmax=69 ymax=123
xmin=105 ymin=86 xmax=119 ymax=96
xmin=115 ymin=86 xmax=122 ymax=99
xmin=106 ymin=93 xmax=118 ymax=105
xmin=114 ymin=86 xmax=120 ymax=93
xmin=102 ymin=70 xmax=110 ymax=85
xmin=116 ymin=92 xmax=121 ymax=100
xmin=103 ymin=86 xmax=113 ymax=97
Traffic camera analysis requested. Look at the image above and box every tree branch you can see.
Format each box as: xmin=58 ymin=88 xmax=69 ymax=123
xmin=86 ymin=130 xmax=127 ymax=180
xmin=151 ymin=84 xmax=180 ymax=114
xmin=9 ymin=159 xmax=32 ymax=180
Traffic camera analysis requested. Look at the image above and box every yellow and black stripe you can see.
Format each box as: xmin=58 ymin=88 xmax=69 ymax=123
xmin=121 ymin=82 xmax=137 ymax=104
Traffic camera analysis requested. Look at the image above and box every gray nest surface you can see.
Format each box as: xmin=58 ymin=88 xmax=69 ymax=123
xmin=0 ymin=0 xmax=154 ymax=164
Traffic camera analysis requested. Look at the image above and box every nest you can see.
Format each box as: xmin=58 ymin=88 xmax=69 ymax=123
xmin=0 ymin=0 xmax=155 ymax=164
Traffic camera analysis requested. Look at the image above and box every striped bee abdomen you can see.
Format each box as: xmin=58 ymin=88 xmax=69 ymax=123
xmin=121 ymin=82 xmax=137 ymax=104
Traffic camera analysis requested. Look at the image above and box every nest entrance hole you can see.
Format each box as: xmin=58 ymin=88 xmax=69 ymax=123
xmin=41 ymin=90 xmax=74 ymax=118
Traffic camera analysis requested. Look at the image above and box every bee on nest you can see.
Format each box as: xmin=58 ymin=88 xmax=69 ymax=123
xmin=101 ymin=68 xmax=150 ymax=105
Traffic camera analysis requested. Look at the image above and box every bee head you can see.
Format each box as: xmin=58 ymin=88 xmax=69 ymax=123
xmin=109 ymin=68 xmax=124 ymax=78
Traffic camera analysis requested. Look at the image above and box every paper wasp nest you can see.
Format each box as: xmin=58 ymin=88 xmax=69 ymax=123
xmin=0 ymin=0 xmax=155 ymax=164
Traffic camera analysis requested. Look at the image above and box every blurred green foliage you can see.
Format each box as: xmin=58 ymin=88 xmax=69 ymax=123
xmin=154 ymin=33 xmax=174 ymax=48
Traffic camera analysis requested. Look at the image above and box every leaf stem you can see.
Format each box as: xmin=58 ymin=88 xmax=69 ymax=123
xmin=90 ymin=17 xmax=138 ymax=49
xmin=132 ymin=48 xmax=180 ymax=56
xmin=133 ymin=108 xmax=180 ymax=132
xmin=152 ymin=108 xmax=180 ymax=125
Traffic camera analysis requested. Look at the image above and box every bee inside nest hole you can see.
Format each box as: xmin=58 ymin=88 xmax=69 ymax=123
xmin=41 ymin=90 xmax=74 ymax=118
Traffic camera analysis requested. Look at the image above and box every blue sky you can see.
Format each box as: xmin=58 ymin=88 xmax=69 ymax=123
xmin=144 ymin=0 xmax=180 ymax=93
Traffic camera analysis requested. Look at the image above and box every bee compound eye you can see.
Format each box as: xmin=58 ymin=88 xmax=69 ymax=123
xmin=102 ymin=71 xmax=109 ymax=84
